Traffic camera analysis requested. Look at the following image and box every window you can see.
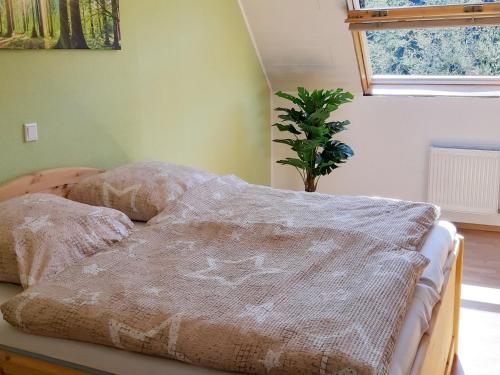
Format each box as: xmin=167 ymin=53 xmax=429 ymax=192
xmin=359 ymin=0 xmax=500 ymax=8
xmin=346 ymin=1 xmax=500 ymax=96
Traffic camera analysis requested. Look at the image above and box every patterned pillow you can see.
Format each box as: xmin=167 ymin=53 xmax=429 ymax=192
xmin=0 ymin=193 xmax=133 ymax=288
xmin=68 ymin=162 xmax=216 ymax=221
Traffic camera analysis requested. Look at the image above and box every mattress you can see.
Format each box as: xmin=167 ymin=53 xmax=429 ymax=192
xmin=0 ymin=221 xmax=456 ymax=375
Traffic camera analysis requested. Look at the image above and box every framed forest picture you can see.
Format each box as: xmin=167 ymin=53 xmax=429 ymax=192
xmin=0 ymin=0 xmax=120 ymax=49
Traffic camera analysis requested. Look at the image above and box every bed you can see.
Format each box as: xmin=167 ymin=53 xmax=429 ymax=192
xmin=0 ymin=168 xmax=464 ymax=375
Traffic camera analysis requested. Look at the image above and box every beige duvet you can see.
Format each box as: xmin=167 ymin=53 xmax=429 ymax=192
xmin=1 ymin=176 xmax=439 ymax=375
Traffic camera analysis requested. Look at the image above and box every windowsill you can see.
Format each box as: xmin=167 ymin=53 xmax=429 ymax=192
xmin=366 ymin=76 xmax=500 ymax=97
xmin=366 ymin=85 xmax=500 ymax=98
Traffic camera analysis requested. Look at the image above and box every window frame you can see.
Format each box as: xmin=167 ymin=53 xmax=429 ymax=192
xmin=345 ymin=1 xmax=500 ymax=96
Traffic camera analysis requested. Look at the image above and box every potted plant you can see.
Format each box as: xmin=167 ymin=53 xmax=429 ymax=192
xmin=273 ymin=87 xmax=354 ymax=192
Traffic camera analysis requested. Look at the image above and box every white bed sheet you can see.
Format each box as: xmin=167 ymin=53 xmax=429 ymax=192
xmin=419 ymin=221 xmax=457 ymax=294
xmin=389 ymin=220 xmax=456 ymax=375
xmin=0 ymin=221 xmax=457 ymax=375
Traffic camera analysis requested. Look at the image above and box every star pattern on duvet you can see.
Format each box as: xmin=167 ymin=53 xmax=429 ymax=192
xmin=109 ymin=314 xmax=190 ymax=363
xmin=217 ymin=208 xmax=234 ymax=217
xmin=175 ymin=240 xmax=196 ymax=251
xmin=185 ymin=256 xmax=282 ymax=287
xmin=239 ymin=302 xmax=275 ymax=324
xmin=285 ymin=193 xmax=306 ymax=205
xmin=19 ymin=215 xmax=53 ymax=233
xmin=83 ymin=264 xmax=105 ymax=276
xmin=166 ymin=184 xmax=185 ymax=201
xmin=212 ymin=191 xmax=224 ymax=200
xmin=303 ymin=322 xmax=375 ymax=356
xmin=144 ymin=287 xmax=162 ymax=296
xmin=230 ymin=232 xmax=242 ymax=241
xmin=88 ymin=208 xmax=105 ymax=217
xmin=62 ymin=290 xmax=102 ymax=306
xmin=261 ymin=348 xmax=283 ymax=372
xmin=308 ymin=239 xmax=337 ymax=254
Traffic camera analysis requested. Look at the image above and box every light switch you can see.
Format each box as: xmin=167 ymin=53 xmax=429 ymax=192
xmin=24 ymin=123 xmax=38 ymax=142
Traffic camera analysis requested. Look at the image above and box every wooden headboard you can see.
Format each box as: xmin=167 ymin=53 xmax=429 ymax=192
xmin=0 ymin=168 xmax=105 ymax=203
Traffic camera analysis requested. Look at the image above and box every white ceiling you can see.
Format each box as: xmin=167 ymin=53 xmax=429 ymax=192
xmin=239 ymin=0 xmax=362 ymax=93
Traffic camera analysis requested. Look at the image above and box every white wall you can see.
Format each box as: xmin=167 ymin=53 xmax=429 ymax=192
xmin=241 ymin=0 xmax=500 ymax=225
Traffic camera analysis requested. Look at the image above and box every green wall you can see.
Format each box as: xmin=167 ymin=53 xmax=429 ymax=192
xmin=0 ymin=0 xmax=270 ymax=185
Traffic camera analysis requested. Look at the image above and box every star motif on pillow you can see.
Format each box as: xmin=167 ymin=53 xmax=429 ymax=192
xmin=102 ymin=182 xmax=141 ymax=212
xmin=185 ymin=256 xmax=282 ymax=287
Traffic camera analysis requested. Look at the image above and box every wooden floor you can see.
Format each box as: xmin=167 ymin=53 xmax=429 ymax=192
xmin=451 ymin=229 xmax=500 ymax=375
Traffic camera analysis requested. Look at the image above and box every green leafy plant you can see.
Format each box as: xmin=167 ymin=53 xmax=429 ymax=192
xmin=274 ymin=87 xmax=354 ymax=192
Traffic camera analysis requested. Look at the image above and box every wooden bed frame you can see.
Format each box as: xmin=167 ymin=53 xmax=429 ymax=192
xmin=0 ymin=168 xmax=104 ymax=203
xmin=0 ymin=168 xmax=464 ymax=375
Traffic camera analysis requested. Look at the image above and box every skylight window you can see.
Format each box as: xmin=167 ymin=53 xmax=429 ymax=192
xmin=367 ymin=27 xmax=500 ymax=76
xmin=345 ymin=1 xmax=500 ymax=96
xmin=359 ymin=0 xmax=500 ymax=8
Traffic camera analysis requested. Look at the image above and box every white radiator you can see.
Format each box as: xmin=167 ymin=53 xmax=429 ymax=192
xmin=428 ymin=147 xmax=500 ymax=214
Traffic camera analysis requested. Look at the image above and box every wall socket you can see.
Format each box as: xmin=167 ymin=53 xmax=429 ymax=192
xmin=24 ymin=123 xmax=38 ymax=142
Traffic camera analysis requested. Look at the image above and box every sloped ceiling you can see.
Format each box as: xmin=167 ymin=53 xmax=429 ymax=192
xmin=240 ymin=0 xmax=362 ymax=93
